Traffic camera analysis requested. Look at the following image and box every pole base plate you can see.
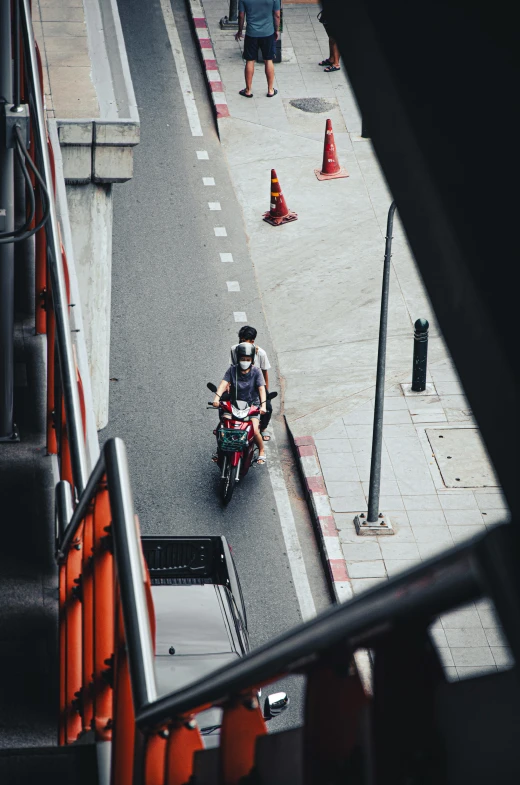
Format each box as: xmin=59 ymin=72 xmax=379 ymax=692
xmin=220 ymin=16 xmax=239 ymax=29
xmin=401 ymin=382 xmax=437 ymax=397
xmin=314 ymin=167 xmax=349 ymax=181
xmin=263 ymin=211 xmax=298 ymax=227
xmin=354 ymin=513 xmax=394 ymax=536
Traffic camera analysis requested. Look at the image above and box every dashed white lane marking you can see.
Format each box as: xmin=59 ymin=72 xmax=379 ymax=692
xmin=159 ymin=0 xmax=203 ymax=137
xmin=220 ymin=252 xmax=233 ymax=262
xmin=214 ymin=227 xmax=227 ymax=236
xmin=163 ymin=0 xmax=317 ymax=633
xmin=227 ymin=281 xmax=240 ymax=291
xmin=266 ymin=429 xmax=317 ymax=622
xmin=203 ymin=177 xmax=215 ymax=186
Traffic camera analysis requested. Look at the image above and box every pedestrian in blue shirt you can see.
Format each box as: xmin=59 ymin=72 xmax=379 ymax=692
xmin=235 ymin=0 xmax=281 ymax=98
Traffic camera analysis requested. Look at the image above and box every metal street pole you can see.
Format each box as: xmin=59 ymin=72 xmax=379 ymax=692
xmin=365 ymin=201 xmax=396 ymax=526
xmin=0 ymin=0 xmax=16 ymax=441
xmin=354 ymin=202 xmax=396 ymax=534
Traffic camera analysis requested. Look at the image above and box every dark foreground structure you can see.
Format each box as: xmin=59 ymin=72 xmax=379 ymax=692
xmin=324 ymin=0 xmax=519 ymax=515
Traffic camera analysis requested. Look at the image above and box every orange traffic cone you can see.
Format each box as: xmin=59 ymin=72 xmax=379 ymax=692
xmin=263 ymin=169 xmax=298 ymax=226
xmin=315 ymin=119 xmax=349 ymax=180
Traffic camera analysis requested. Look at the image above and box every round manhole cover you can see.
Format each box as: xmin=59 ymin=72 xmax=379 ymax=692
xmin=289 ymin=97 xmax=336 ymax=113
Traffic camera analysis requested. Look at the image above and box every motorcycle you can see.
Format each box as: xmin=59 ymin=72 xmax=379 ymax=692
xmin=207 ymin=383 xmax=278 ymax=505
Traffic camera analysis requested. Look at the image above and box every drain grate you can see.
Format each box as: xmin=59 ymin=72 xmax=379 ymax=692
xmin=426 ymin=428 xmax=499 ymax=488
xmin=289 ymin=97 xmax=336 ymax=113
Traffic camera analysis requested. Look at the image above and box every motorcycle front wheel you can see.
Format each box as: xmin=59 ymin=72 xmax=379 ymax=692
xmin=220 ymin=461 xmax=238 ymax=505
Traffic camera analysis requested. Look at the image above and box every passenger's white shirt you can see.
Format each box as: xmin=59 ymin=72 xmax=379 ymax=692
xmin=230 ymin=344 xmax=271 ymax=371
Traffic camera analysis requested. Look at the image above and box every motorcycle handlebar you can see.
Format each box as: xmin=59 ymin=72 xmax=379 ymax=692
xmin=206 ymin=403 xmax=263 ymax=411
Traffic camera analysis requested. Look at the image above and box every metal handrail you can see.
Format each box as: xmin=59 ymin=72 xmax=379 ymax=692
xmin=105 ymin=439 xmax=157 ymax=709
xmin=19 ymin=0 xmax=88 ymax=497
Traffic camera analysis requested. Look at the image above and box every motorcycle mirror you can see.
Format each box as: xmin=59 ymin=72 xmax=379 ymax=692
xmin=267 ymin=391 xmax=278 ymax=400
xmin=263 ymin=692 xmax=290 ymax=720
xmin=207 ymin=382 xmax=217 ymax=393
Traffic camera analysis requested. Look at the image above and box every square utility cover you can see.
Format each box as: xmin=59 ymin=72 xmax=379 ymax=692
xmin=426 ymin=428 xmax=499 ymax=488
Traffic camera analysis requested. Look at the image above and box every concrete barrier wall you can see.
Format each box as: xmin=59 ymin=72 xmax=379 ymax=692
xmin=40 ymin=0 xmax=140 ymax=430
xmin=49 ymin=120 xmax=100 ymax=470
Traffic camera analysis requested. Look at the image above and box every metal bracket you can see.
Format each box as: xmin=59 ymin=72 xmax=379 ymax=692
xmin=0 ymin=423 xmax=20 ymax=443
xmin=2 ymin=103 xmax=30 ymax=149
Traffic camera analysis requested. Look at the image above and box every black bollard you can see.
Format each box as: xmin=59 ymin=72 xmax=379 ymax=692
xmin=411 ymin=318 xmax=429 ymax=392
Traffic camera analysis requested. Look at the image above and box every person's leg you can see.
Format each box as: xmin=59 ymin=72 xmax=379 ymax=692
xmin=328 ymin=35 xmax=335 ymax=62
xmin=252 ymin=418 xmax=265 ymax=458
xmin=260 ymin=396 xmax=272 ymax=434
xmin=259 ymin=34 xmax=276 ymax=96
xmin=244 ymin=60 xmax=255 ymax=94
xmin=241 ymin=36 xmax=257 ymax=95
xmin=329 ymin=37 xmax=340 ymax=67
xmin=265 ymin=59 xmax=275 ymax=95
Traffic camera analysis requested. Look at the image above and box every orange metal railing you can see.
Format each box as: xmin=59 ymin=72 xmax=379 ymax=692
xmin=57 ymin=439 xmax=159 ymax=785
xmin=58 ymin=479 xmax=115 ymax=747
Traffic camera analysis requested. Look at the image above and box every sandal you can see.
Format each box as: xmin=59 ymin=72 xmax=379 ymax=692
xmin=239 ymin=88 xmax=253 ymax=98
xmin=261 ymin=433 xmax=271 ymax=441
xmin=267 ymin=89 xmax=278 ymax=98
xmin=319 ymin=58 xmax=332 ymax=67
xmin=257 ymin=455 xmax=267 ymax=465
xmin=324 ymin=65 xmax=340 ymax=73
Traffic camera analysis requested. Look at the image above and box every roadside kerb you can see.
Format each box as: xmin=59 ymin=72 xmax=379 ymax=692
xmin=285 ymin=423 xmax=353 ymax=604
xmin=187 ymin=0 xmax=230 ymax=130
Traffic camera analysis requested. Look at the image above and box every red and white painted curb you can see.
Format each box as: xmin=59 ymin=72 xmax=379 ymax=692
xmin=188 ymin=0 xmax=230 ymax=122
xmin=293 ymin=436 xmax=353 ymax=604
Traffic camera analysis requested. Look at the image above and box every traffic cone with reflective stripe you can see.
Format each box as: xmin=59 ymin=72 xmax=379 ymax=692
xmin=263 ymin=169 xmax=298 ymax=226
xmin=315 ymin=118 xmax=349 ymax=180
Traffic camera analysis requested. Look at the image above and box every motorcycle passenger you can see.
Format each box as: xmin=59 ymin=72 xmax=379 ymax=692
xmin=230 ymin=325 xmax=272 ymax=440
xmin=213 ymin=343 xmax=267 ymax=465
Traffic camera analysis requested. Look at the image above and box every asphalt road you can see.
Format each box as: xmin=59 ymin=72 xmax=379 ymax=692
xmin=104 ymin=0 xmax=329 ymax=729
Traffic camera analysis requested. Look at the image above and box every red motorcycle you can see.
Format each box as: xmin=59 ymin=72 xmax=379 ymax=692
xmin=207 ymin=383 xmax=277 ymax=505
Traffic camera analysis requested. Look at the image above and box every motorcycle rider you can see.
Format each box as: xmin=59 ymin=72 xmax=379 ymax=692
xmin=213 ymin=343 xmax=267 ymax=465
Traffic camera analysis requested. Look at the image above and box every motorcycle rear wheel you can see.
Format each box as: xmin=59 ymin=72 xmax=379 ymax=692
xmin=220 ymin=462 xmax=238 ymax=505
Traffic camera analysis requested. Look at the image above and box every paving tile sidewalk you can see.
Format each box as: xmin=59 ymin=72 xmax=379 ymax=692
xmin=294 ymin=366 xmax=513 ymax=682
xmin=195 ymin=2 xmax=514 ymax=682
xmin=32 ymin=0 xmax=99 ymax=119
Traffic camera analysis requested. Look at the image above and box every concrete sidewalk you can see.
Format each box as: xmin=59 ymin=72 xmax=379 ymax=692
xmin=32 ymin=0 xmax=99 ymax=119
xmin=192 ymin=1 xmax=512 ymax=681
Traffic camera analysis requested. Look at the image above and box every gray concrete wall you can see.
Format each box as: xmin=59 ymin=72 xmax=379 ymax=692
xmin=49 ymin=120 xmax=100 ymax=469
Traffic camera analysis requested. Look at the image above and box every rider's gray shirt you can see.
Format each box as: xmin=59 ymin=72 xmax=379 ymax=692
xmin=223 ymin=364 xmax=265 ymax=405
